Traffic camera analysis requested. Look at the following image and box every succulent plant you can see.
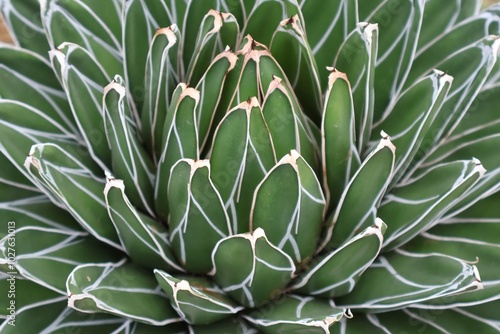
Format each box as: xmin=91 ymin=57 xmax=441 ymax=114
xmin=1 ymin=0 xmax=500 ymax=332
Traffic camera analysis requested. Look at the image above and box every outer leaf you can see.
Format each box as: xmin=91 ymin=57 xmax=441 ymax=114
xmin=50 ymin=43 xmax=112 ymax=169
xmin=0 ymin=152 xmax=40 ymax=201
xmin=154 ymin=271 xmax=243 ymax=325
xmin=380 ymin=159 xmax=485 ymax=250
xmin=243 ymin=294 xmax=346 ymax=334
xmin=334 ymin=23 xmax=378 ymax=152
xmin=104 ymin=177 xmax=184 ymax=273
xmin=154 ymin=85 xmax=200 ymax=221
xmin=25 ymin=143 xmax=121 ymax=249
xmin=111 ymin=321 xmax=188 ymax=334
xmin=0 ymin=278 xmax=126 ymax=333
xmin=189 ymin=317 xmax=258 ymax=334
xmin=41 ymin=0 xmax=122 ymax=77
xmin=0 ymin=45 xmax=76 ymax=133
xmin=0 ymin=0 xmax=50 ymax=57
xmin=210 ymin=98 xmax=276 ymax=234
xmin=141 ymin=25 xmax=180 ymax=162
xmin=292 ymin=219 xmax=386 ymax=298
xmin=67 ymin=260 xmax=182 ymax=326
xmin=373 ymin=70 xmax=453 ymax=183
xmin=359 ymin=0 xmax=425 ymax=121
xmin=321 ymin=70 xmax=361 ymax=212
xmin=168 ymin=159 xmax=231 ymax=274
xmin=270 ymin=14 xmax=322 ymax=121
xmin=300 ymin=0 xmax=358 ymax=88
xmin=0 ymin=226 xmax=121 ymax=294
xmin=103 ymin=78 xmax=156 ymax=216
xmin=251 ymin=150 xmax=325 ymax=264
xmin=209 ymin=228 xmax=296 ymax=308
xmin=321 ymin=133 xmax=395 ymax=249
xmin=336 ymin=249 xmax=482 ymax=311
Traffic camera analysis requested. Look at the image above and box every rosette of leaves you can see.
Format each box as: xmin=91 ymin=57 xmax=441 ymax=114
xmin=1 ymin=0 xmax=500 ymax=333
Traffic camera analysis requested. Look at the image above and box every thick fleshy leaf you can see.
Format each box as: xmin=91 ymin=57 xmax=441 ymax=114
xmin=359 ymin=0 xmax=424 ymax=120
xmin=155 ymin=271 xmax=243 ymax=325
xmin=270 ymin=14 xmax=322 ymax=121
xmin=168 ymin=159 xmax=231 ymax=274
xmin=67 ymin=260 xmax=182 ymax=326
xmin=185 ymin=10 xmax=239 ymax=85
xmin=336 ymin=249 xmax=482 ymax=311
xmin=0 ymin=277 xmax=126 ymax=333
xmin=41 ymin=0 xmax=122 ymax=77
xmin=25 ymin=143 xmax=121 ymax=249
xmin=321 ymin=133 xmax=395 ymax=249
xmin=373 ymin=70 xmax=453 ymax=183
xmin=0 ymin=0 xmax=50 ymax=57
xmin=416 ymin=36 xmax=500 ymax=148
xmin=261 ymin=76 xmax=319 ymax=172
xmin=0 ymin=45 xmax=76 ymax=133
xmin=141 ymin=25 xmax=180 ymax=162
xmin=210 ymin=98 xmax=276 ymax=234
xmin=243 ymin=294 xmax=346 ymax=333
xmin=240 ymin=0 xmax=302 ymax=46
xmin=292 ymin=219 xmax=386 ymax=298
xmin=251 ymin=150 xmax=325 ymax=264
xmin=406 ymin=193 xmax=500 ymax=308
xmin=104 ymin=177 xmax=184 ymax=273
xmin=103 ymin=78 xmax=156 ymax=216
xmin=410 ymin=4 xmax=500 ymax=83
xmin=195 ymin=49 xmax=238 ymax=151
xmin=300 ymin=0 xmax=358 ymax=88
xmin=209 ymin=228 xmax=296 ymax=308
xmin=0 ymin=99 xmax=82 ymax=182
xmin=334 ymin=23 xmax=378 ymax=152
xmin=380 ymin=159 xmax=485 ymax=250
xmin=50 ymin=43 xmax=112 ymax=169
xmin=154 ymin=84 xmax=200 ymax=221
xmin=189 ymin=317 xmax=258 ymax=334
xmin=0 ymin=226 xmax=121 ymax=294
xmin=321 ymin=70 xmax=361 ymax=212
xmin=416 ymin=0 xmax=481 ymax=51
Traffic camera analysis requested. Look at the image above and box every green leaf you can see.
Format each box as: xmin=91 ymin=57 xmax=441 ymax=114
xmin=251 ymin=150 xmax=325 ymax=264
xmin=104 ymin=177 xmax=184 ymax=273
xmin=336 ymin=250 xmax=482 ymax=311
xmin=154 ymin=84 xmax=200 ymax=222
xmin=25 ymin=143 xmax=121 ymax=249
xmin=185 ymin=10 xmax=239 ymax=85
xmin=168 ymin=159 xmax=231 ymax=274
xmin=373 ymin=70 xmax=453 ymax=184
xmin=244 ymin=294 xmax=346 ymax=333
xmin=155 ymin=271 xmax=243 ymax=325
xmin=321 ymin=134 xmax=395 ymax=249
xmin=0 ymin=0 xmax=50 ymax=58
xmin=41 ymin=0 xmax=122 ymax=77
xmin=141 ymin=25 xmax=180 ymax=162
xmin=0 ymin=45 xmax=76 ymax=133
xmin=292 ymin=219 xmax=386 ymax=298
xmin=321 ymin=70 xmax=361 ymax=212
xmin=0 ymin=278 xmax=126 ymax=333
xmin=0 ymin=227 xmax=122 ymax=294
xmin=300 ymin=0 xmax=358 ymax=89
xmin=359 ymin=0 xmax=424 ymax=121
xmin=210 ymin=97 xmax=276 ymax=234
xmin=0 ymin=151 xmax=40 ymax=202
xmin=334 ymin=23 xmax=378 ymax=152
xmin=67 ymin=260 xmax=182 ymax=326
xmin=270 ymin=14 xmax=322 ymax=122
xmin=261 ymin=76 xmax=319 ymax=172
xmin=380 ymin=159 xmax=485 ymax=251
xmin=50 ymin=43 xmax=112 ymax=169
xmin=209 ymin=228 xmax=296 ymax=308
xmin=189 ymin=317 xmax=258 ymax=334
xmin=103 ymin=78 xmax=156 ymax=216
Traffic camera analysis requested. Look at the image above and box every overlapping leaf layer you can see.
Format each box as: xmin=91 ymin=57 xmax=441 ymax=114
xmin=1 ymin=0 xmax=499 ymax=332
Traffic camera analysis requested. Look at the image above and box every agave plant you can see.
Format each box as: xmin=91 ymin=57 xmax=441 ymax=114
xmin=1 ymin=0 xmax=500 ymax=332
